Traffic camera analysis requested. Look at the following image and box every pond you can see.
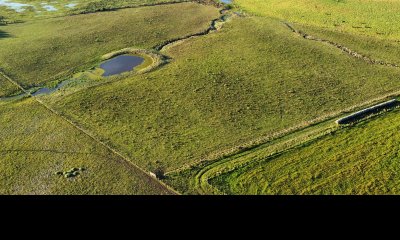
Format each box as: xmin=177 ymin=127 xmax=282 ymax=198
xmin=220 ymin=0 xmax=232 ymax=4
xmin=0 ymin=0 xmax=78 ymax=12
xmin=0 ymin=0 xmax=32 ymax=12
xmin=41 ymin=3 xmax=57 ymax=12
xmin=100 ymin=55 xmax=145 ymax=77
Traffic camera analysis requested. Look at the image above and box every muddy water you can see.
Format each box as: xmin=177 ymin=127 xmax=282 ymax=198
xmin=100 ymin=55 xmax=144 ymax=77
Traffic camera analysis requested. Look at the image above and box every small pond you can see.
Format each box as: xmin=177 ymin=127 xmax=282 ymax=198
xmin=221 ymin=0 xmax=232 ymax=4
xmin=0 ymin=0 xmax=32 ymax=12
xmin=0 ymin=0 xmax=78 ymax=12
xmin=41 ymin=3 xmax=57 ymax=12
xmin=100 ymin=54 xmax=145 ymax=77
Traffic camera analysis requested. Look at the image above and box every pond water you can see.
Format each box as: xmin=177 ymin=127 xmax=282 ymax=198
xmin=0 ymin=0 xmax=32 ymax=12
xmin=0 ymin=0 xmax=77 ymax=12
xmin=65 ymin=3 xmax=77 ymax=8
xmin=31 ymin=80 xmax=70 ymax=96
xmin=41 ymin=3 xmax=57 ymax=11
xmin=100 ymin=55 xmax=145 ymax=77
xmin=221 ymin=0 xmax=232 ymax=4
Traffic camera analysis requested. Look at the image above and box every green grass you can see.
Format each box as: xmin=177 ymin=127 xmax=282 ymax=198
xmin=292 ymin=23 xmax=400 ymax=66
xmin=0 ymin=75 xmax=20 ymax=97
xmin=50 ymin=15 xmax=400 ymax=174
xmin=0 ymin=2 xmax=219 ymax=88
xmin=203 ymin=109 xmax=400 ymax=195
xmin=0 ymin=98 xmax=172 ymax=194
xmin=3 ymin=1 xmax=400 ymax=195
xmin=235 ymin=0 xmax=400 ymax=40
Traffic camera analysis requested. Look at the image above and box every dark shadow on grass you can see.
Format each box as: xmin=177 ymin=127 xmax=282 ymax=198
xmin=0 ymin=30 xmax=11 ymax=39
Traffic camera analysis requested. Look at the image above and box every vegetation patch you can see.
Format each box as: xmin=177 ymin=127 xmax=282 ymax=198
xmin=0 ymin=2 xmax=220 ymax=88
xmin=52 ymin=16 xmax=400 ymax=173
xmin=0 ymin=98 xmax=172 ymax=194
xmin=56 ymin=167 xmax=86 ymax=178
xmin=204 ymin=109 xmax=400 ymax=195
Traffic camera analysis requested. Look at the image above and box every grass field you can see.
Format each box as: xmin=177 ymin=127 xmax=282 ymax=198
xmin=235 ymin=0 xmax=400 ymax=40
xmin=197 ymin=109 xmax=400 ymax=195
xmin=50 ymin=15 xmax=400 ymax=174
xmin=292 ymin=23 xmax=400 ymax=67
xmin=0 ymin=75 xmax=20 ymax=97
xmin=2 ymin=0 xmax=400 ymax=195
xmin=0 ymin=97 xmax=171 ymax=194
xmin=0 ymin=2 xmax=219 ymax=89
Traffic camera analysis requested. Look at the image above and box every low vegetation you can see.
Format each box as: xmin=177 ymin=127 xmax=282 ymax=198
xmin=235 ymin=0 xmax=400 ymax=40
xmin=52 ymin=16 xmax=400 ymax=173
xmin=0 ymin=76 xmax=20 ymax=98
xmin=0 ymin=2 xmax=219 ymax=88
xmin=0 ymin=98 xmax=172 ymax=194
xmin=202 ymin=109 xmax=400 ymax=195
xmin=2 ymin=0 xmax=400 ymax=195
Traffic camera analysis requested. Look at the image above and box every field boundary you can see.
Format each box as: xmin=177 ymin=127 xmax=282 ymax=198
xmin=0 ymin=70 xmax=179 ymax=195
xmin=283 ymin=22 xmax=400 ymax=68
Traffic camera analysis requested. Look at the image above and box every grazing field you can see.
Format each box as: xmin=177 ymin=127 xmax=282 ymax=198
xmin=51 ymin=16 xmax=400 ymax=174
xmin=235 ymin=0 xmax=400 ymax=40
xmin=2 ymin=0 xmax=400 ymax=195
xmin=291 ymin=23 xmax=400 ymax=67
xmin=0 ymin=76 xmax=20 ymax=98
xmin=0 ymin=98 xmax=171 ymax=194
xmin=0 ymin=2 xmax=219 ymax=88
xmin=193 ymin=109 xmax=400 ymax=195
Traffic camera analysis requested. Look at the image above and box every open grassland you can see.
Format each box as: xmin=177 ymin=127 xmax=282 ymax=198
xmin=0 ymin=97 xmax=171 ymax=194
xmin=0 ymin=75 xmax=20 ymax=97
xmin=0 ymin=2 xmax=219 ymax=88
xmin=292 ymin=23 xmax=400 ymax=67
xmin=233 ymin=1 xmax=400 ymax=69
xmin=235 ymin=0 xmax=400 ymax=40
xmin=3 ymin=1 xmax=400 ymax=195
xmin=198 ymin=109 xmax=400 ymax=195
xmin=51 ymin=16 xmax=400 ymax=174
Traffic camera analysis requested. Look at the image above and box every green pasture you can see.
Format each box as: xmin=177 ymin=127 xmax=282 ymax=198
xmin=0 ymin=98 xmax=171 ymax=194
xmin=52 ymin=16 xmax=400 ymax=173
xmin=0 ymin=2 xmax=219 ymax=88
